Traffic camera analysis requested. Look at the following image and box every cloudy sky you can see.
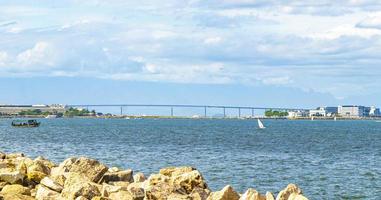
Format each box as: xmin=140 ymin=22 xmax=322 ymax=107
xmin=1 ymin=0 xmax=381 ymax=107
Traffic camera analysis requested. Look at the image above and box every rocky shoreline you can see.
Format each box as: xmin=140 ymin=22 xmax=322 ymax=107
xmin=0 ymin=152 xmax=309 ymax=200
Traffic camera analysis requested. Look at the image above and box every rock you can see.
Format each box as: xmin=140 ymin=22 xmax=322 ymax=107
xmin=207 ymin=185 xmax=240 ymax=200
xmin=101 ymin=169 xmax=133 ymax=183
xmin=27 ymin=171 xmax=47 ymax=183
xmin=0 ymin=171 xmax=24 ymax=184
xmin=287 ymin=193 xmax=308 ymax=200
xmin=0 ymin=194 xmax=35 ymax=200
xmin=0 ymin=182 xmax=8 ymax=190
xmin=69 ymin=157 xmax=108 ymax=183
xmin=266 ymin=192 xmax=275 ymax=200
xmin=171 ymin=170 xmax=208 ymax=193
xmin=145 ymin=182 xmax=174 ymax=200
xmin=101 ymin=183 xmax=126 ymax=197
xmin=110 ymin=181 xmax=130 ymax=188
xmin=34 ymin=156 xmax=56 ymax=169
xmin=0 ymin=184 xmax=31 ymax=195
xmin=127 ymin=184 xmax=144 ymax=200
xmin=51 ymin=174 xmax=66 ymax=186
xmin=61 ymin=173 xmax=102 ymax=200
xmin=35 ymin=185 xmax=60 ymax=200
xmin=160 ymin=166 xmax=195 ymax=177
xmin=108 ymin=167 xmax=120 ymax=173
xmin=146 ymin=174 xmax=170 ymax=186
xmin=190 ymin=187 xmax=211 ymax=200
xmin=40 ymin=176 xmax=64 ymax=192
xmin=6 ymin=153 xmax=24 ymax=159
xmin=0 ymin=152 xmax=5 ymax=159
xmin=108 ymin=190 xmax=133 ymax=200
xmin=133 ymin=172 xmax=145 ymax=183
xmin=51 ymin=157 xmax=77 ymax=177
xmin=240 ymin=188 xmax=265 ymax=200
xmin=167 ymin=192 xmax=192 ymax=200
xmin=276 ymin=184 xmax=302 ymax=200
xmin=75 ymin=196 xmax=88 ymax=200
xmin=92 ymin=197 xmax=111 ymax=200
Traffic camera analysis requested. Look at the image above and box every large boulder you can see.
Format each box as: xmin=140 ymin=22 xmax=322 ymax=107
xmin=160 ymin=166 xmax=195 ymax=177
xmin=0 ymin=184 xmax=30 ymax=195
xmin=189 ymin=187 xmax=210 ymax=200
xmin=133 ymin=172 xmax=146 ymax=183
xmin=35 ymin=185 xmax=61 ymax=200
xmin=0 ymin=194 xmax=35 ymax=200
xmin=108 ymin=190 xmax=133 ymax=200
xmin=50 ymin=157 xmax=77 ymax=177
xmin=101 ymin=169 xmax=133 ymax=183
xmin=240 ymin=188 xmax=266 ymax=200
xmin=0 ymin=171 xmax=24 ymax=184
xmin=287 ymin=193 xmax=308 ymax=200
xmin=266 ymin=192 xmax=275 ymax=200
xmin=145 ymin=181 xmax=174 ymax=200
xmin=207 ymin=185 xmax=240 ymax=200
xmin=61 ymin=173 xmax=102 ymax=200
xmin=127 ymin=183 xmax=144 ymax=200
xmin=276 ymin=184 xmax=302 ymax=200
xmin=0 ymin=152 xmax=5 ymax=159
xmin=6 ymin=153 xmax=24 ymax=159
xmin=40 ymin=176 xmax=64 ymax=192
xmin=68 ymin=157 xmax=108 ymax=183
xmin=171 ymin=170 xmax=208 ymax=193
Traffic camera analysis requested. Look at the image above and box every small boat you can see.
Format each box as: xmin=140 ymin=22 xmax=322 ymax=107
xmin=11 ymin=120 xmax=40 ymax=128
xmin=334 ymin=116 xmax=337 ymax=121
xmin=45 ymin=115 xmax=57 ymax=119
xmin=257 ymin=118 xmax=266 ymax=129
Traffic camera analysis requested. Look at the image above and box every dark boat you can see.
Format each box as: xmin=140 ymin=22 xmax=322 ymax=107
xmin=11 ymin=120 xmax=41 ymax=128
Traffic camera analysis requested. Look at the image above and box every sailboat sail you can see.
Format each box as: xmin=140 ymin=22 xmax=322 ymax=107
xmin=258 ymin=119 xmax=266 ymax=129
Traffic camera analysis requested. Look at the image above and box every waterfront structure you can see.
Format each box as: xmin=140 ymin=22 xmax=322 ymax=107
xmin=288 ymin=110 xmax=309 ymax=118
xmin=0 ymin=104 xmax=67 ymax=115
xmin=309 ymin=106 xmax=338 ymax=117
xmin=338 ymin=105 xmax=369 ymax=117
xmin=369 ymin=106 xmax=381 ymax=117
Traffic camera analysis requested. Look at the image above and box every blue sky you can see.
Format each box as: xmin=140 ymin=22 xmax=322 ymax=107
xmin=1 ymin=1 xmax=381 ymax=108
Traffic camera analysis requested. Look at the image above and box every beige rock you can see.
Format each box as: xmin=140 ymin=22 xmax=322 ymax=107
xmin=287 ymin=193 xmax=308 ymax=200
xmin=0 ymin=152 xmax=5 ymax=159
xmin=75 ymin=196 xmax=88 ymax=200
xmin=34 ymin=156 xmax=56 ymax=169
xmin=145 ymin=181 xmax=174 ymax=200
xmin=92 ymin=196 xmax=111 ymax=200
xmin=40 ymin=176 xmax=64 ymax=192
xmin=51 ymin=157 xmax=77 ymax=177
xmin=171 ymin=170 xmax=208 ymax=193
xmin=110 ymin=181 xmax=130 ymax=188
xmin=108 ymin=167 xmax=120 ymax=173
xmin=101 ymin=169 xmax=133 ymax=183
xmin=69 ymin=157 xmax=108 ymax=183
xmin=27 ymin=171 xmax=47 ymax=183
xmin=51 ymin=174 xmax=66 ymax=187
xmin=127 ymin=184 xmax=144 ymax=200
xmin=276 ymin=184 xmax=302 ymax=200
xmin=266 ymin=192 xmax=275 ymax=200
xmin=6 ymin=153 xmax=24 ymax=159
xmin=167 ymin=192 xmax=192 ymax=200
xmin=133 ymin=172 xmax=145 ymax=183
xmin=61 ymin=173 xmax=102 ymax=200
xmin=109 ymin=190 xmax=133 ymax=200
xmin=239 ymin=188 xmax=265 ymax=200
xmin=0 ymin=184 xmax=30 ymax=195
xmin=0 ymin=194 xmax=35 ymax=200
xmin=101 ymin=183 xmax=126 ymax=197
xmin=207 ymin=185 xmax=240 ymax=200
xmin=35 ymin=185 xmax=60 ymax=200
xmin=159 ymin=166 xmax=195 ymax=177
xmin=146 ymin=174 xmax=170 ymax=186
xmin=0 ymin=182 xmax=9 ymax=190
xmin=190 ymin=187 xmax=211 ymax=200
xmin=0 ymin=171 xmax=24 ymax=184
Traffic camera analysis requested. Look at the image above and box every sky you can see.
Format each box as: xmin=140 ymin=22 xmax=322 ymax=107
xmin=1 ymin=0 xmax=381 ymax=108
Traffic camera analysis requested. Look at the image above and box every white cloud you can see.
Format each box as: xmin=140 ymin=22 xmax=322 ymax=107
xmin=309 ymin=24 xmax=381 ymax=39
xmin=0 ymin=51 xmax=9 ymax=66
xmin=17 ymin=42 xmax=56 ymax=68
xmin=204 ymin=36 xmax=222 ymax=45
xmin=357 ymin=13 xmax=381 ymax=29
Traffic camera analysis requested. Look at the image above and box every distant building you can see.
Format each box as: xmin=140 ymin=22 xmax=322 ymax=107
xmin=309 ymin=106 xmax=338 ymax=117
xmin=338 ymin=105 xmax=369 ymax=117
xmin=288 ymin=110 xmax=309 ymax=118
xmin=0 ymin=104 xmax=67 ymax=115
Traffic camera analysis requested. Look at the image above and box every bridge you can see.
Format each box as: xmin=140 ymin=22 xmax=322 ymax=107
xmin=67 ymin=104 xmax=309 ymax=118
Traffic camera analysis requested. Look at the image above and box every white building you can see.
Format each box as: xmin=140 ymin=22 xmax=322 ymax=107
xmin=309 ymin=107 xmax=338 ymax=117
xmin=338 ymin=105 xmax=367 ymax=117
xmin=369 ymin=106 xmax=381 ymax=117
xmin=288 ymin=110 xmax=309 ymax=118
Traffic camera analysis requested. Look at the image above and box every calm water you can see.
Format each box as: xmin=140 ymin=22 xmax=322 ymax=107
xmin=0 ymin=118 xmax=380 ymax=199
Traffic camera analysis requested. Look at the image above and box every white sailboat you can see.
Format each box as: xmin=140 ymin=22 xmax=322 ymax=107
xmin=334 ymin=116 xmax=337 ymax=121
xmin=257 ymin=118 xmax=266 ymax=129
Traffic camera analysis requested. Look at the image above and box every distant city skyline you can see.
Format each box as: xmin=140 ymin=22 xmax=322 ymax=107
xmin=1 ymin=1 xmax=381 ymax=105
